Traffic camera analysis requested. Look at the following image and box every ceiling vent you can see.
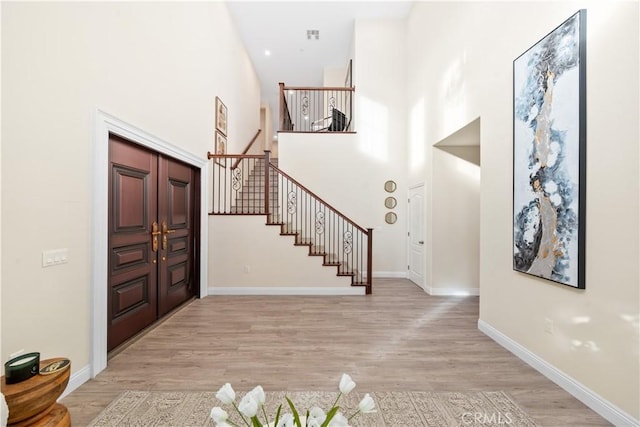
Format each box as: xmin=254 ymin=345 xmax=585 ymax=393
xmin=306 ymin=30 xmax=320 ymax=40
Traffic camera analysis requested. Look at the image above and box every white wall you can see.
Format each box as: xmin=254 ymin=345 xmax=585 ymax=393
xmin=408 ymin=1 xmax=639 ymax=421
xmin=210 ymin=216 xmax=353 ymax=290
xmin=1 ymin=2 xmax=260 ymax=376
xmin=323 ymin=66 xmax=346 ymax=87
xmin=355 ymin=19 xmax=407 ymax=276
xmin=431 ymin=145 xmax=480 ymax=295
xmin=278 ymin=133 xmax=405 ymax=277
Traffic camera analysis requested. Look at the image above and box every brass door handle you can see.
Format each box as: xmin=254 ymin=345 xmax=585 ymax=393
xmin=151 ymin=222 xmax=161 ymax=252
xmin=162 ymin=221 xmax=176 ymax=250
xmin=162 ymin=221 xmax=176 ymax=234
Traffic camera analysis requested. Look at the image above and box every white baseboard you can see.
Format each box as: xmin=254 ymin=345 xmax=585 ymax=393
xmin=373 ymin=271 xmax=408 ymax=278
xmin=478 ymin=319 xmax=639 ymax=427
xmin=60 ymin=363 xmax=91 ymax=400
xmin=426 ymin=286 xmax=480 ymax=296
xmin=208 ymin=286 xmax=366 ymax=296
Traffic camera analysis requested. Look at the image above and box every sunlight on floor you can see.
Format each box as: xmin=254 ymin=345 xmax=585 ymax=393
xmin=372 ymin=296 xmax=467 ymax=361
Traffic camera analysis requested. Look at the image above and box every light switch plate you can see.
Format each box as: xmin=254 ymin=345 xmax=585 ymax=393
xmin=42 ymin=248 xmax=69 ymax=267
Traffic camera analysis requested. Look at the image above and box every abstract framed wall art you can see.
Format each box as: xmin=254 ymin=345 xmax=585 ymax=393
xmin=513 ymin=10 xmax=586 ymax=289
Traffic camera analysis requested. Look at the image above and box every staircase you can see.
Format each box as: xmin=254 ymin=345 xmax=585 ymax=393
xmin=231 ymin=158 xmax=279 ymax=214
xmin=209 ymin=151 xmax=372 ymax=293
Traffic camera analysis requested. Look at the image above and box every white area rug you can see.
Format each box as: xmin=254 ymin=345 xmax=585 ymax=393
xmin=88 ymin=390 xmax=538 ymax=426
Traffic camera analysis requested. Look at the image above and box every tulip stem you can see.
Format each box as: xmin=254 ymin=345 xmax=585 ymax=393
xmin=232 ymin=402 xmax=251 ymax=427
xmin=261 ymin=406 xmax=270 ymax=426
xmin=330 ymin=392 xmax=342 ymax=410
xmin=347 ymin=409 xmax=360 ymax=421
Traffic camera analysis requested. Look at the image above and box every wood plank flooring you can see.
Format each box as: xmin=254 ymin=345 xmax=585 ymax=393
xmin=62 ymin=279 xmax=609 ymax=426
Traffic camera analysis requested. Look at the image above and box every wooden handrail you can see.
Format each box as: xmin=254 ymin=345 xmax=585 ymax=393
xmin=268 ymin=160 xmax=368 ymax=235
xmin=279 ymin=82 xmax=354 ymax=132
xmin=208 ymin=151 xmax=372 ymax=291
xmin=206 ymin=151 xmax=366 ymax=234
xmin=282 ymin=85 xmax=356 ymax=92
xmin=231 ymin=129 xmax=262 ymax=169
xmin=207 ymin=153 xmax=264 ymax=160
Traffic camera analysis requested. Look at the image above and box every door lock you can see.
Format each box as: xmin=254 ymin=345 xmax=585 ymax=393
xmin=151 ymin=222 xmax=161 ymax=252
xmin=162 ymin=221 xmax=176 ymax=250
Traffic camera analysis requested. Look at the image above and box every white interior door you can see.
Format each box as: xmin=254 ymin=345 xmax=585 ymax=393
xmin=408 ymin=184 xmax=425 ymax=288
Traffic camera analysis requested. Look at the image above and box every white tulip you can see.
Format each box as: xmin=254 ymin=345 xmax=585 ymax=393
xmin=0 ymin=393 xmax=8 ymax=427
xmin=250 ymin=385 xmax=266 ymax=406
xmin=358 ymin=393 xmax=376 ymax=414
xmin=308 ymin=406 xmax=326 ymax=425
xmin=216 ymin=383 xmax=236 ymax=404
xmin=276 ymin=413 xmax=294 ymax=427
xmin=210 ymin=407 xmax=228 ymax=423
xmin=338 ymin=374 xmax=356 ymax=395
xmin=328 ymin=412 xmax=349 ymax=427
xmin=238 ymin=393 xmax=259 ymax=418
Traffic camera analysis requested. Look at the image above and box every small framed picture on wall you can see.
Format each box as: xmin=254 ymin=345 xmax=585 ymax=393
xmin=215 ymin=96 xmax=228 ymax=136
xmin=215 ymin=130 xmax=227 ymax=168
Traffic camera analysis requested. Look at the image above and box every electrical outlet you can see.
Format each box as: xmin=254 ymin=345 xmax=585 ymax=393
xmin=544 ymin=318 xmax=554 ymax=334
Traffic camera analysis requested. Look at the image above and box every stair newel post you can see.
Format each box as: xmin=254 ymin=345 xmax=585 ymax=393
xmin=264 ymin=150 xmax=271 ymax=217
xmin=366 ymin=228 xmax=373 ymax=294
xmin=278 ymin=82 xmax=285 ymax=131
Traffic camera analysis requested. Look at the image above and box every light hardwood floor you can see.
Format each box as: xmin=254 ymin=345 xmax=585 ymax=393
xmin=62 ymin=279 xmax=609 ymax=426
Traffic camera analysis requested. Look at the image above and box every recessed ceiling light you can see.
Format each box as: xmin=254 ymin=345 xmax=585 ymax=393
xmin=306 ymin=30 xmax=319 ymax=40
xmin=264 ymin=50 xmax=271 ymax=56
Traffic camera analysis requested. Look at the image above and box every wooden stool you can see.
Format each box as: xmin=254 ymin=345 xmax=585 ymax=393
xmin=1 ymin=358 xmax=71 ymax=426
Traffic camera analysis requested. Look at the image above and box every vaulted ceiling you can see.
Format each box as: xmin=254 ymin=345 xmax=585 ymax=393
xmin=225 ymin=1 xmax=413 ymax=132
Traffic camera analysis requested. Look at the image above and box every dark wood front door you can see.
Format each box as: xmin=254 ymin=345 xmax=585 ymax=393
xmin=157 ymin=157 xmax=196 ymax=317
xmin=108 ymin=135 xmax=197 ymax=351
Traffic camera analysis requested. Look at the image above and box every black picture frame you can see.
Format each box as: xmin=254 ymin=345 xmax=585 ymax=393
xmin=512 ymin=10 xmax=587 ymax=289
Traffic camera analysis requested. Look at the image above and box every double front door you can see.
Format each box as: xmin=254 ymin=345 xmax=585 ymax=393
xmin=108 ymin=135 xmax=198 ymax=351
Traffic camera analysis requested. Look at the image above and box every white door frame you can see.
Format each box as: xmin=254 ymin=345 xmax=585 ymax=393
xmin=91 ymin=110 xmax=209 ymax=377
xmin=407 ymin=183 xmax=426 ymax=290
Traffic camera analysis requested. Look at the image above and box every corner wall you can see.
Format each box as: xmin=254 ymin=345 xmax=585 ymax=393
xmin=431 ymin=143 xmax=480 ymax=295
xmin=1 ymin=2 xmax=260 ymax=377
xmin=407 ymin=0 xmax=639 ymax=421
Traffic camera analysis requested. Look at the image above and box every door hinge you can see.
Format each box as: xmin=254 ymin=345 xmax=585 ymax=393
xmin=408 ymin=231 xmax=410 ymax=236
xmin=408 ymin=265 xmax=410 ymax=270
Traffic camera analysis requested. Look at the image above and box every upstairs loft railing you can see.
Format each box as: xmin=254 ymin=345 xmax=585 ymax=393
xmin=279 ymin=82 xmax=354 ymax=133
xmin=207 ymin=150 xmax=372 ymax=293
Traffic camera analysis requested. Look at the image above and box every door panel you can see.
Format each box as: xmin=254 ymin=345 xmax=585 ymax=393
xmin=408 ymin=185 xmax=426 ymax=288
xmin=158 ymin=157 xmax=195 ymax=316
xmin=109 ymin=135 xmax=197 ymax=350
xmin=108 ymin=136 xmax=158 ymax=351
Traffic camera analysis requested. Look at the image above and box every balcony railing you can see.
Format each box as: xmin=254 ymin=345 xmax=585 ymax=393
xmin=279 ymin=83 xmax=354 ymax=133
